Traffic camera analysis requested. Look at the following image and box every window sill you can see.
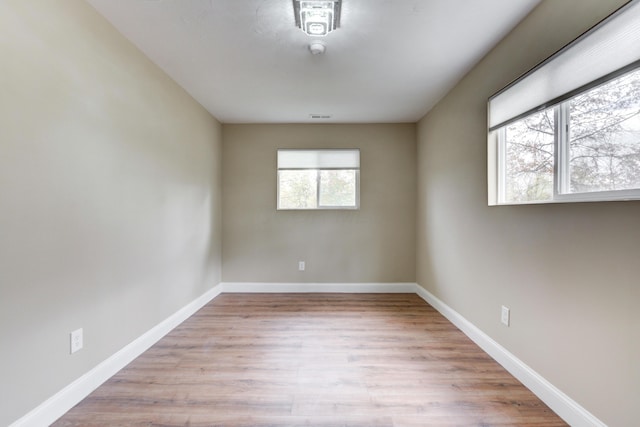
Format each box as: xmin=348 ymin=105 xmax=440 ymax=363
xmin=489 ymin=188 xmax=640 ymax=206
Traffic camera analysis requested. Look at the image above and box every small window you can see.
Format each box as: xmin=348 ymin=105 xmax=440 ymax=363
xmin=277 ymin=149 xmax=360 ymax=210
xmin=494 ymin=67 xmax=640 ymax=204
xmin=488 ymin=1 xmax=640 ymax=205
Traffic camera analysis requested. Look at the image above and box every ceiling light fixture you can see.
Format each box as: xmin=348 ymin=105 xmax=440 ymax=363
xmin=293 ymin=0 xmax=341 ymax=37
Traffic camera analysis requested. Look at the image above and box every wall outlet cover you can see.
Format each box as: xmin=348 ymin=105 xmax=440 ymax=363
xmin=70 ymin=328 xmax=83 ymax=354
xmin=501 ymin=306 xmax=510 ymax=326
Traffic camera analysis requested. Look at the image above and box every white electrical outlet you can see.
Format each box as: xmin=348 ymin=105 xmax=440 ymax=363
xmin=70 ymin=328 xmax=83 ymax=354
xmin=298 ymin=261 xmax=305 ymax=271
xmin=501 ymin=306 xmax=510 ymax=327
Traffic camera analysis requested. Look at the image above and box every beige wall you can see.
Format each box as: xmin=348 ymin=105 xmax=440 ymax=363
xmin=0 ymin=1 xmax=222 ymax=425
xmin=416 ymin=0 xmax=638 ymax=425
xmin=222 ymin=124 xmax=416 ymax=283
xmin=6 ymin=0 xmax=638 ymax=425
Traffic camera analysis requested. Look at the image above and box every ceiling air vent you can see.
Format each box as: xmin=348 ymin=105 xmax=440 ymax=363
xmin=309 ymin=114 xmax=332 ymax=119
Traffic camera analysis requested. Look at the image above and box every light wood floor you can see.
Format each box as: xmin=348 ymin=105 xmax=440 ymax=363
xmin=54 ymin=293 xmax=567 ymax=426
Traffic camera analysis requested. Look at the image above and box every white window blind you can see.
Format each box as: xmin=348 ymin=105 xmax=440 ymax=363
xmin=488 ymin=0 xmax=640 ymax=130
xmin=277 ymin=149 xmax=360 ymax=169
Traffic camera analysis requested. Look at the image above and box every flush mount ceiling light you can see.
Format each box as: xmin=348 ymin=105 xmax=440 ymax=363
xmin=293 ymin=0 xmax=342 ymax=37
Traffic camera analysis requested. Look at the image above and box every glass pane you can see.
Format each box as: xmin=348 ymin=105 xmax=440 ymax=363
xmin=504 ymin=108 xmax=555 ymax=202
xmin=319 ymin=169 xmax=357 ymax=207
xmin=278 ymin=170 xmax=317 ymax=209
xmin=568 ymin=68 xmax=640 ymax=193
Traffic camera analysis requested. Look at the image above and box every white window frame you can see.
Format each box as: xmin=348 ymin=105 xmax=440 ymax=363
xmin=494 ymin=88 xmax=640 ymax=205
xmin=277 ymin=149 xmax=360 ymax=210
xmin=489 ymin=0 xmax=640 ymax=206
xmin=553 ymin=100 xmax=640 ymax=203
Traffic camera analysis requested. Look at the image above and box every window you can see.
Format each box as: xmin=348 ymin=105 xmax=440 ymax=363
xmin=277 ymin=149 xmax=360 ymax=210
xmin=488 ymin=1 xmax=640 ymax=205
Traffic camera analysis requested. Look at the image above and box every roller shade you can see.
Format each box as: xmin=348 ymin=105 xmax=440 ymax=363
xmin=277 ymin=149 xmax=360 ymax=169
xmin=489 ymin=0 xmax=640 ymax=130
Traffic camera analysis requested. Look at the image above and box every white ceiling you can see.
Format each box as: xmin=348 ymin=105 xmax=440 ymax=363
xmin=86 ymin=0 xmax=540 ymax=124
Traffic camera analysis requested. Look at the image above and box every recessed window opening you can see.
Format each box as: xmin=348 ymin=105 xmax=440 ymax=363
xmin=277 ymin=149 xmax=360 ymax=210
xmin=488 ymin=0 xmax=640 ymax=205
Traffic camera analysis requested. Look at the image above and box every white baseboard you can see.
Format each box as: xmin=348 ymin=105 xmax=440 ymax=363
xmin=10 ymin=284 xmax=223 ymax=427
xmin=414 ymin=285 xmax=606 ymax=427
xmin=221 ymin=282 xmax=418 ymax=293
xmin=12 ymin=282 xmax=605 ymax=427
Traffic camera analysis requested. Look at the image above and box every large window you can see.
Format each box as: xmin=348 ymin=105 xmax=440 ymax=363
xmin=277 ymin=149 xmax=360 ymax=210
xmin=488 ymin=1 xmax=640 ymax=205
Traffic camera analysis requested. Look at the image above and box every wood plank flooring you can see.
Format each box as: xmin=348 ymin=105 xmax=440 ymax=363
xmin=54 ymin=293 xmax=567 ymax=426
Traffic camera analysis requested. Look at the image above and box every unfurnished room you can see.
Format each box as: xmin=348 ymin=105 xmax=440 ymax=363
xmin=1 ymin=1 xmax=638 ymax=426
